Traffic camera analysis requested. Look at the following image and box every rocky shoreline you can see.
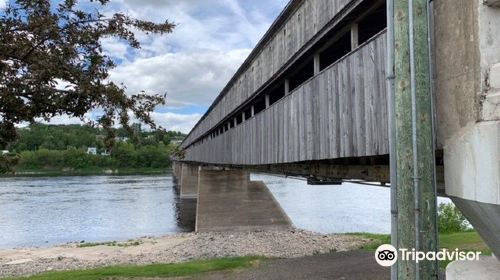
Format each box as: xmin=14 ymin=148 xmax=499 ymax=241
xmin=0 ymin=229 xmax=369 ymax=278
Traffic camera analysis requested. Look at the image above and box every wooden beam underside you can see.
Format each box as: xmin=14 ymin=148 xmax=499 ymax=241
xmin=176 ymin=161 xmax=446 ymax=195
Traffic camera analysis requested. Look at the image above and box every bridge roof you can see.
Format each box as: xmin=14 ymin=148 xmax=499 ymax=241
xmin=181 ymin=0 xmax=301 ymax=146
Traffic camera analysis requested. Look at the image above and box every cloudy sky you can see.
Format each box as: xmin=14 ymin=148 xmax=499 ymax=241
xmin=4 ymin=0 xmax=289 ymax=133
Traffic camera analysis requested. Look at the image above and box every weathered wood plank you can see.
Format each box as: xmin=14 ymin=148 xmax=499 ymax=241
xmin=183 ymin=33 xmax=389 ymax=166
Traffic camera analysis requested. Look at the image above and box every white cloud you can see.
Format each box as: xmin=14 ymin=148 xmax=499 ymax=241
xmin=26 ymin=111 xmax=200 ymax=134
xmin=150 ymin=112 xmax=202 ymax=134
xmin=96 ymin=0 xmax=285 ymax=133
xmin=101 ymin=38 xmax=129 ymax=61
xmin=0 ymin=0 xmax=6 ymax=9
xmin=22 ymin=0 xmax=288 ymax=134
xmin=108 ymin=0 xmax=278 ymax=57
xmin=109 ymin=49 xmax=251 ymax=107
xmin=42 ymin=115 xmax=88 ymax=126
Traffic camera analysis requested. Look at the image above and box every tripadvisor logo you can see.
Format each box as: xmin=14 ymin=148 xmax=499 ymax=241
xmin=375 ymin=244 xmax=398 ymax=266
xmin=375 ymin=244 xmax=482 ymax=267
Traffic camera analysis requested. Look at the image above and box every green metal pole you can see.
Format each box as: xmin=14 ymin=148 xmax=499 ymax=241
xmin=394 ymin=0 xmax=416 ymax=277
xmin=393 ymin=0 xmax=438 ymax=279
xmin=412 ymin=0 xmax=439 ymax=278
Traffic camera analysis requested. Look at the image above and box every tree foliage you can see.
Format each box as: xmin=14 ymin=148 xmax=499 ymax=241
xmin=438 ymin=203 xmax=469 ymax=233
xmin=10 ymin=124 xmax=185 ymax=171
xmin=11 ymin=123 xmax=184 ymax=152
xmin=0 ymin=0 xmax=175 ymax=150
xmin=16 ymin=144 xmax=173 ymax=171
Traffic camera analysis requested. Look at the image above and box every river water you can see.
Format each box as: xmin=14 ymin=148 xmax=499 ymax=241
xmin=0 ymin=174 xmax=450 ymax=249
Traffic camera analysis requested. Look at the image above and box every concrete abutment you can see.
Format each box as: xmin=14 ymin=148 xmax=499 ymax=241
xmin=172 ymin=162 xmax=292 ymax=232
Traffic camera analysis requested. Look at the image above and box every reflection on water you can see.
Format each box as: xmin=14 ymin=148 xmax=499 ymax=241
xmin=0 ymin=174 xmax=450 ymax=249
xmin=176 ymin=198 xmax=197 ymax=231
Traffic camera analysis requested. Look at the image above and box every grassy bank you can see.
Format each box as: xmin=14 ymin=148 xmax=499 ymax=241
xmin=2 ymin=256 xmax=262 ymax=280
xmin=1 ymin=167 xmax=171 ymax=177
xmin=351 ymin=230 xmax=491 ymax=268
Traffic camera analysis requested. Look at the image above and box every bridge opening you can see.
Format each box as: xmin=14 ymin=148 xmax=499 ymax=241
xmin=357 ymin=4 xmax=386 ymax=45
xmin=288 ymin=59 xmax=314 ymax=92
xmin=236 ymin=114 xmax=243 ymax=125
xmin=268 ymin=82 xmax=286 ymax=106
xmin=253 ymin=97 xmax=266 ymax=115
xmin=319 ymin=32 xmax=351 ymax=71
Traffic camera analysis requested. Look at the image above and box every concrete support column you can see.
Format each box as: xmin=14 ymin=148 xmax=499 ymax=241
xmin=172 ymin=161 xmax=182 ymax=184
xmin=195 ymin=168 xmax=291 ymax=232
xmin=483 ymin=63 xmax=500 ymax=121
xmin=180 ymin=163 xmax=199 ymax=199
xmin=284 ymin=79 xmax=290 ymax=95
xmin=444 ymin=121 xmax=500 ymax=257
xmin=265 ymin=94 xmax=270 ymax=108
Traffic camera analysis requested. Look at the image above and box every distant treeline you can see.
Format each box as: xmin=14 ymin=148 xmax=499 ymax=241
xmin=10 ymin=124 xmax=185 ymax=172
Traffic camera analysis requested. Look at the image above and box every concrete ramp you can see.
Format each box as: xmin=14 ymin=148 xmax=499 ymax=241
xmin=196 ymin=169 xmax=292 ymax=232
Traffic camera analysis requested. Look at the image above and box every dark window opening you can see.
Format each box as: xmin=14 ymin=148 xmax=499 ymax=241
xmin=253 ymin=98 xmax=266 ymax=115
xmin=358 ymin=5 xmax=387 ymax=45
xmin=244 ymin=107 xmax=252 ymax=119
xmin=236 ymin=114 xmax=243 ymax=125
xmin=319 ymin=32 xmax=351 ymax=71
xmin=229 ymin=121 xmax=234 ymax=129
xmin=268 ymin=82 xmax=286 ymax=105
xmin=288 ymin=59 xmax=314 ymax=91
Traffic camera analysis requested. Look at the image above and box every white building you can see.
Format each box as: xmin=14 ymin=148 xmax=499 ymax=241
xmin=86 ymin=147 xmax=97 ymax=155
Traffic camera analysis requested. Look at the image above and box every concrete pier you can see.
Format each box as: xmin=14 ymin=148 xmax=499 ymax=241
xmin=195 ymin=169 xmax=292 ymax=232
xmin=175 ymin=197 xmax=197 ymax=231
xmin=179 ymin=163 xmax=199 ymax=199
xmin=172 ymin=161 xmax=182 ymax=185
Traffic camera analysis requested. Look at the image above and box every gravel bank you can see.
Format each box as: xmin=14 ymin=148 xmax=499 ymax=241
xmin=0 ymin=229 xmax=368 ymax=278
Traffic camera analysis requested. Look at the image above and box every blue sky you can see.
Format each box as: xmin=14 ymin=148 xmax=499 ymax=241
xmin=1 ymin=0 xmax=289 ymax=133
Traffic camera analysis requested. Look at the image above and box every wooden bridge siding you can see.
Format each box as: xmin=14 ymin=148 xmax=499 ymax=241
xmin=184 ymin=33 xmax=388 ymax=165
xmin=182 ymin=0 xmax=354 ymax=147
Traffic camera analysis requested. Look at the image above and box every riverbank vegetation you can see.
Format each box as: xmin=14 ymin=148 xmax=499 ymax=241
xmin=3 ymin=124 xmax=185 ymax=175
xmin=351 ymin=203 xmax=491 ymax=268
xmin=2 ymin=256 xmax=262 ymax=280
